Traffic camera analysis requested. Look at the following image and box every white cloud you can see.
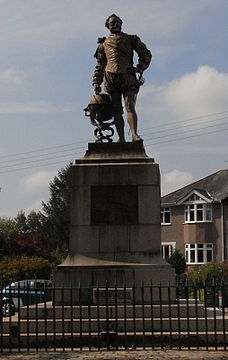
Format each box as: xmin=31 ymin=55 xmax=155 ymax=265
xmin=20 ymin=170 xmax=56 ymax=192
xmin=0 ymin=101 xmax=76 ymax=114
xmin=0 ymin=68 xmax=24 ymax=86
xmin=164 ymin=66 xmax=228 ymax=119
xmin=139 ymin=66 xmax=228 ymax=130
xmin=162 ymin=170 xmax=195 ymax=195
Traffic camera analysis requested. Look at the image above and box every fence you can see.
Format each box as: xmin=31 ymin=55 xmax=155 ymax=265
xmin=1 ymin=279 xmax=228 ymax=352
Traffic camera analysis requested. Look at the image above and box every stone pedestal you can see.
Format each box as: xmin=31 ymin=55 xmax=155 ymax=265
xmin=54 ymin=141 xmax=175 ymax=303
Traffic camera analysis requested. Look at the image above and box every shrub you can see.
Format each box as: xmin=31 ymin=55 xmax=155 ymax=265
xmin=166 ymin=250 xmax=186 ymax=275
xmin=186 ymin=262 xmax=228 ymax=283
xmin=0 ymin=255 xmax=55 ymax=287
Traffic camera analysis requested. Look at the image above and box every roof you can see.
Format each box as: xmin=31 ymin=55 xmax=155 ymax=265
xmin=161 ymin=169 xmax=228 ymax=205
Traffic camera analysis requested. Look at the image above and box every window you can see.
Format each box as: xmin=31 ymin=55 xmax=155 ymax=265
xmin=185 ymin=204 xmax=212 ymax=223
xmin=161 ymin=242 xmax=176 ymax=259
xmin=161 ymin=207 xmax=171 ymax=224
xmin=185 ymin=243 xmax=213 ymax=264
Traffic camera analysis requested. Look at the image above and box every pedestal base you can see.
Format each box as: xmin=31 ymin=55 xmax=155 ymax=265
xmin=54 ymin=262 xmax=175 ymax=304
xmin=54 ymin=142 xmax=176 ymax=304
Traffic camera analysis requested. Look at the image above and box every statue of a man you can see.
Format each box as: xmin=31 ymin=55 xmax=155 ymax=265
xmin=93 ymin=14 xmax=152 ymax=142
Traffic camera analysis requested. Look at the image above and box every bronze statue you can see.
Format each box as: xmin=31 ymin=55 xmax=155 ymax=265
xmin=92 ymin=14 xmax=152 ymax=142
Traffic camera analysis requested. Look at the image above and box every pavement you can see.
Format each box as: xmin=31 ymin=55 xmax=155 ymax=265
xmin=1 ymin=350 xmax=228 ymax=360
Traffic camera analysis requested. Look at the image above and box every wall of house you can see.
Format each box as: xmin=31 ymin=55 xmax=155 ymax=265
xmin=161 ymin=203 xmax=223 ymax=263
xmin=161 ymin=205 xmax=185 ymax=254
xmin=213 ymin=203 xmax=222 ymax=262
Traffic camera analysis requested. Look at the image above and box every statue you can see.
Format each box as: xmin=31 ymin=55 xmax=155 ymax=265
xmin=92 ymin=14 xmax=152 ymax=143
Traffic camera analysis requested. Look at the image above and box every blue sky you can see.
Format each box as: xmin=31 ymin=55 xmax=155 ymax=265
xmin=0 ymin=0 xmax=228 ymax=217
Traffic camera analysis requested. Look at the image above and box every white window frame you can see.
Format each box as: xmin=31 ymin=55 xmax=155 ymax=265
xmin=161 ymin=207 xmax=171 ymax=225
xmin=161 ymin=242 xmax=176 ymax=259
xmin=185 ymin=243 xmax=213 ymax=264
xmin=185 ymin=203 xmax=212 ymax=223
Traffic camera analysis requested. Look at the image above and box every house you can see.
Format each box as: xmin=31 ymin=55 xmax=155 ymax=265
xmin=161 ymin=169 xmax=228 ymax=265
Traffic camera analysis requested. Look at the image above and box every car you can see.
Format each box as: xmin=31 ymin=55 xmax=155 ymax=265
xmin=0 ymin=279 xmax=53 ymax=317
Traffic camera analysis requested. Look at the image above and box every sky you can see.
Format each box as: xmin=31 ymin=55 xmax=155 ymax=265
xmin=0 ymin=0 xmax=228 ymax=218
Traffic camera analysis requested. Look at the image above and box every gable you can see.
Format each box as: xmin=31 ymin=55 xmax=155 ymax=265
xmin=177 ymin=189 xmax=213 ymax=205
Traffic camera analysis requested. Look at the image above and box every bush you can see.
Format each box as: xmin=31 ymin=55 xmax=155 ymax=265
xmin=166 ymin=250 xmax=186 ymax=275
xmin=186 ymin=262 xmax=228 ymax=283
xmin=0 ymin=255 xmax=56 ymax=287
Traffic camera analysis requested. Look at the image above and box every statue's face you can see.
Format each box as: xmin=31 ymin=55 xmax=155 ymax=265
xmin=108 ymin=16 xmax=122 ymax=34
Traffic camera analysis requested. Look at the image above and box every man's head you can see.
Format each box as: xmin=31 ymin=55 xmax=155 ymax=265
xmin=105 ymin=14 xmax=122 ymax=34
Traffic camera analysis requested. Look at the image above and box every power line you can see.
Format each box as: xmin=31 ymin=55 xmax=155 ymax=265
xmin=143 ymin=118 xmax=227 ymax=141
xmin=145 ymin=127 xmax=228 ymax=147
xmin=0 ymin=139 xmax=92 ymax=160
xmin=0 ymin=150 xmax=85 ymax=170
xmin=0 ymin=110 xmax=227 ymax=174
xmin=0 ymin=126 xmax=227 ymax=175
xmin=1 ymin=112 xmax=227 ymax=164
xmin=0 ymin=159 xmax=76 ymax=175
xmin=141 ymin=115 xmax=228 ymax=137
xmin=0 ymin=145 xmax=86 ymax=165
xmin=139 ymin=109 xmax=228 ymax=131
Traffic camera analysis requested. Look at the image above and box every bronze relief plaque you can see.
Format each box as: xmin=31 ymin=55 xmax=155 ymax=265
xmin=91 ymin=185 xmax=138 ymax=225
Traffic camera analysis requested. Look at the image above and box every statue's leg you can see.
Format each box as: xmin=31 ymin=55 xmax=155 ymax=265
xmin=124 ymin=91 xmax=142 ymax=142
xmin=109 ymin=92 xmax=125 ymax=142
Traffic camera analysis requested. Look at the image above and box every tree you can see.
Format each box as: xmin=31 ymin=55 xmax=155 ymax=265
xmin=166 ymin=250 xmax=186 ymax=275
xmin=41 ymin=164 xmax=71 ymax=255
xmin=0 ymin=255 xmax=54 ymax=286
xmin=0 ymin=217 xmax=17 ymax=257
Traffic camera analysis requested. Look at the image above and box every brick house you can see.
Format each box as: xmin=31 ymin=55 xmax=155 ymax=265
xmin=161 ymin=169 xmax=228 ymax=265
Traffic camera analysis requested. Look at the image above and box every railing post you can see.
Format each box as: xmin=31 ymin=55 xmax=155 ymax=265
xmin=159 ymin=281 xmax=163 ymax=349
xmin=17 ymin=281 xmax=21 ymax=353
xmin=70 ymin=280 xmax=73 ymax=351
xmin=132 ymin=280 xmax=136 ymax=349
xmin=167 ymin=280 xmax=172 ymax=350
xmin=141 ymin=281 xmax=145 ymax=349
xmin=61 ymin=282 xmax=65 ymax=351
xmin=176 ymin=276 xmax=181 ymax=350
xmin=35 ymin=280 xmax=38 ymax=352
xmin=150 ymin=280 xmax=154 ymax=349
xmin=114 ymin=280 xmax=118 ymax=350
xmin=44 ymin=281 xmax=48 ymax=351
xmin=88 ymin=280 xmax=91 ymax=351
xmin=221 ymin=278 xmax=226 ymax=350
xmin=123 ymin=280 xmax=127 ymax=349
xmin=96 ymin=281 xmax=100 ymax=350
xmin=78 ymin=281 xmax=82 ymax=351
xmin=212 ymin=277 xmax=218 ymax=350
xmin=203 ymin=280 xmax=208 ymax=350
xmin=52 ymin=281 xmax=56 ymax=351
xmin=9 ymin=283 xmax=12 ymax=352
xmin=105 ymin=280 xmax=110 ymax=350
xmin=193 ymin=281 xmax=199 ymax=350
xmin=185 ymin=277 xmax=190 ymax=350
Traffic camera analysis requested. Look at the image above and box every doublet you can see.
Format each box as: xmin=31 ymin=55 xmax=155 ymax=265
xmin=93 ymin=32 xmax=152 ymax=86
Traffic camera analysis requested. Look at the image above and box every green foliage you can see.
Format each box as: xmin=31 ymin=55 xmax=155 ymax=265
xmin=41 ymin=164 xmax=71 ymax=253
xmin=0 ymin=255 xmax=55 ymax=287
xmin=187 ymin=262 xmax=228 ymax=283
xmin=0 ymin=217 xmax=17 ymax=256
xmin=0 ymin=164 xmax=71 ymax=271
xmin=166 ymin=250 xmax=187 ymax=275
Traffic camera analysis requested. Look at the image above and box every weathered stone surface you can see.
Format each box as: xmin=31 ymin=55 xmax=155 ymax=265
xmin=54 ymin=142 xmax=175 ymax=304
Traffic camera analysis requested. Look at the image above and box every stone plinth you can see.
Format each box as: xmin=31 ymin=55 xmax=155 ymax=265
xmin=54 ymin=141 xmax=175 ymax=303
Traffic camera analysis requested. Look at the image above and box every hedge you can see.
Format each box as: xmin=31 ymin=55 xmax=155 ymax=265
xmin=0 ymin=255 xmax=55 ymax=286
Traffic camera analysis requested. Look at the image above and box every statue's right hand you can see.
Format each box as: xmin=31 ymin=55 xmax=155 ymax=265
xmin=94 ymin=84 xmax=101 ymax=94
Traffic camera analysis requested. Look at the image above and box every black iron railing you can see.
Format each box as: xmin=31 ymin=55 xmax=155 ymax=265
xmin=1 ymin=279 xmax=228 ymax=352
